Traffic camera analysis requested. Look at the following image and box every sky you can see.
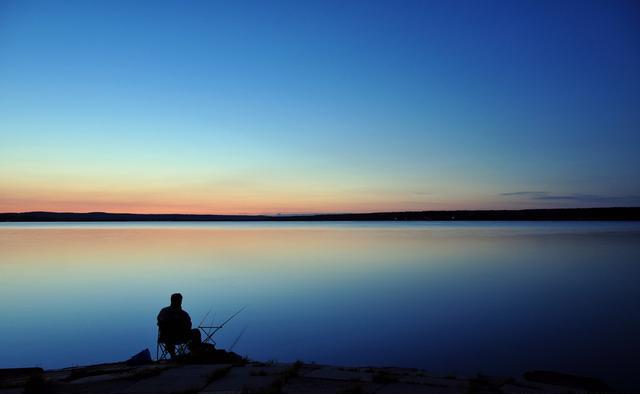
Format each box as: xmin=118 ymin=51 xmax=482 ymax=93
xmin=1 ymin=0 xmax=639 ymax=214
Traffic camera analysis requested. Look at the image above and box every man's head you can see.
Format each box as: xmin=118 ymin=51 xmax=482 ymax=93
xmin=170 ymin=293 xmax=183 ymax=307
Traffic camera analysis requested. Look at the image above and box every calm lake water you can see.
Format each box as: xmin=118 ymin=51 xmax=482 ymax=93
xmin=1 ymin=221 xmax=639 ymax=389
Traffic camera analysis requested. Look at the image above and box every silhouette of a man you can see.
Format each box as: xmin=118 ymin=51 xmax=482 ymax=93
xmin=157 ymin=293 xmax=193 ymax=358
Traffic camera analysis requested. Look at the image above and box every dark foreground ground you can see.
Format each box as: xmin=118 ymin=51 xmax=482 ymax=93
xmin=1 ymin=360 xmax=615 ymax=394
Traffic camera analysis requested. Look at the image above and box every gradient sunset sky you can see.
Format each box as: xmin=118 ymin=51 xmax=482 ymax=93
xmin=1 ymin=0 xmax=639 ymax=214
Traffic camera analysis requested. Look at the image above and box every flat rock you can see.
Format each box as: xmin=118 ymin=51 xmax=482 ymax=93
xmin=0 ymin=367 xmax=44 ymax=388
xmin=394 ymin=375 xmax=457 ymax=388
xmin=44 ymin=369 xmax=74 ymax=383
xmin=245 ymin=362 xmax=293 ymax=376
xmin=121 ymin=364 xmax=230 ymax=394
xmin=2 ymin=360 xmax=613 ymax=393
xmin=47 ymin=379 xmax=139 ymax=394
xmin=303 ymin=366 xmax=373 ymax=382
xmin=281 ymin=377 xmax=381 ymax=394
xmin=376 ymin=382 xmax=462 ymax=393
xmin=0 ymin=389 xmax=24 ymax=394
xmin=200 ymin=364 xmax=283 ymax=392
xmin=500 ymin=382 xmax=548 ymax=393
xmin=69 ymin=365 xmax=169 ymax=384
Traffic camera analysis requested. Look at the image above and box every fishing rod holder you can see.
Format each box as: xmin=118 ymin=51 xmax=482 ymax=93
xmin=198 ymin=325 xmax=223 ymax=346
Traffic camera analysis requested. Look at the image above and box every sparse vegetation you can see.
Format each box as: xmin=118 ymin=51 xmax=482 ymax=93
xmin=282 ymin=361 xmax=302 ymax=380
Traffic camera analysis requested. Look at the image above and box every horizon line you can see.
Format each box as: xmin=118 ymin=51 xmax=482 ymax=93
xmin=2 ymin=206 xmax=639 ymax=216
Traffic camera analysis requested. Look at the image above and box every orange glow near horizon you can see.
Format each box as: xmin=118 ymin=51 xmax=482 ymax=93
xmin=0 ymin=194 xmax=519 ymax=215
xmin=0 ymin=183 xmax=534 ymax=214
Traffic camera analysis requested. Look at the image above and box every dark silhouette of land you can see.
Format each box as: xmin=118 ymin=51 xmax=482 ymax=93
xmin=1 ymin=207 xmax=639 ymax=221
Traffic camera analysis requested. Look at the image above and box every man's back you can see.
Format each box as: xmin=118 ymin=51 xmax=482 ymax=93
xmin=158 ymin=304 xmax=192 ymax=343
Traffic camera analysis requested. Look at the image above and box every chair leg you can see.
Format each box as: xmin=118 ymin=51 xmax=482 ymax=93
xmin=157 ymin=342 xmax=169 ymax=361
xmin=157 ymin=341 xmax=190 ymax=360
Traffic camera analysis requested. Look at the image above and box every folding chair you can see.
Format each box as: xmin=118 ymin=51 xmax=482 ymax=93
xmin=156 ymin=328 xmax=189 ymax=361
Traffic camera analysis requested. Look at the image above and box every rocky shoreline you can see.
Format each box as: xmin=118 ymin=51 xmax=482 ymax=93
xmin=1 ymin=359 xmax=614 ymax=393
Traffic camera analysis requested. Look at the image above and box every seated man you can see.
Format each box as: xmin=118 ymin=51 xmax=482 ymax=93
xmin=157 ymin=293 xmax=197 ymax=358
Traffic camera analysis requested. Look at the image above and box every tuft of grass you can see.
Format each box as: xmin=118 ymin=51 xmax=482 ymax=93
xmin=282 ymin=361 xmax=302 ymax=380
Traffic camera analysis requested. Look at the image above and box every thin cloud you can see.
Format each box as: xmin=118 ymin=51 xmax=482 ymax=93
xmin=500 ymin=191 xmax=546 ymax=197
xmin=537 ymin=194 xmax=602 ymax=201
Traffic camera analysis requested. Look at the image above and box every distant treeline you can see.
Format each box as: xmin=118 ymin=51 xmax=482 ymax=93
xmin=1 ymin=208 xmax=639 ymax=221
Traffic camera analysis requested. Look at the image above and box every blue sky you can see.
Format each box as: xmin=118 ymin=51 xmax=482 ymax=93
xmin=1 ymin=0 xmax=639 ymax=213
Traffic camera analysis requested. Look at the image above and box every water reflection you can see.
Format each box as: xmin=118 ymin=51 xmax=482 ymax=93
xmin=1 ymin=222 xmax=639 ymax=389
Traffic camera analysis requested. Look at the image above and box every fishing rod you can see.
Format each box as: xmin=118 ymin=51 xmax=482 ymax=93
xmin=219 ymin=307 xmax=245 ymax=328
xmin=198 ymin=306 xmax=246 ymax=346
xmin=198 ymin=307 xmax=213 ymax=328
xmin=229 ymin=325 xmax=248 ymax=352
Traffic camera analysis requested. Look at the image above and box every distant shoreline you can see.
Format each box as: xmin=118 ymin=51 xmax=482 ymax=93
xmin=1 ymin=207 xmax=639 ymax=222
